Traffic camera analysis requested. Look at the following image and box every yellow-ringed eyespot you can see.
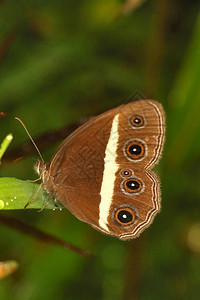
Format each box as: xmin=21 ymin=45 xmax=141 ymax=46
xmin=121 ymin=177 xmax=144 ymax=195
xmin=123 ymin=139 xmax=146 ymax=161
xmin=113 ymin=205 xmax=138 ymax=226
xmin=120 ymin=168 xmax=133 ymax=178
xmin=129 ymin=114 xmax=145 ymax=128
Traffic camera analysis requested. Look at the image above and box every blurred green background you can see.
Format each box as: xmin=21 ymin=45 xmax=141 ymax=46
xmin=0 ymin=0 xmax=200 ymax=299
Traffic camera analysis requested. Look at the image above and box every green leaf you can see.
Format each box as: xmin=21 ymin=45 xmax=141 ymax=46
xmin=0 ymin=177 xmax=63 ymax=210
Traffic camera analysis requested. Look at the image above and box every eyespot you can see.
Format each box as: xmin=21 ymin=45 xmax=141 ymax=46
xmin=124 ymin=139 xmax=146 ymax=161
xmin=113 ymin=205 xmax=138 ymax=226
xmin=129 ymin=114 xmax=145 ymax=128
xmin=120 ymin=169 xmax=133 ymax=178
xmin=122 ymin=178 xmax=143 ymax=194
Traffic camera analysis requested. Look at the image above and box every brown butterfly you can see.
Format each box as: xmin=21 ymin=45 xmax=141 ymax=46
xmin=35 ymin=99 xmax=165 ymax=240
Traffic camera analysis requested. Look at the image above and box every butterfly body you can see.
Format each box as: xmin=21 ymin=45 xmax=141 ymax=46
xmin=36 ymin=99 xmax=165 ymax=240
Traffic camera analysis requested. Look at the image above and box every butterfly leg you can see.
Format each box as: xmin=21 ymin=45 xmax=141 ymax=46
xmin=24 ymin=183 xmax=42 ymax=209
xmin=38 ymin=195 xmax=53 ymax=212
xmin=27 ymin=176 xmax=41 ymax=183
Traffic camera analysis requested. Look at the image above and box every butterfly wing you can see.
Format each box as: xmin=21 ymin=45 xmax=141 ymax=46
xmin=48 ymin=108 xmax=118 ymax=224
xmin=48 ymin=100 xmax=165 ymax=239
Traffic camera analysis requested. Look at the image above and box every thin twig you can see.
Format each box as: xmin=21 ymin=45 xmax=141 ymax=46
xmin=3 ymin=122 xmax=80 ymax=164
xmin=3 ymin=115 xmax=99 ymax=164
xmin=0 ymin=214 xmax=93 ymax=258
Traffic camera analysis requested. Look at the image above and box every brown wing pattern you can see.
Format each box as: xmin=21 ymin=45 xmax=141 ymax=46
xmin=105 ymin=100 xmax=165 ymax=239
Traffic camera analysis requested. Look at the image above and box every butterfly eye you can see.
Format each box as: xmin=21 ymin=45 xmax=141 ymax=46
xmin=130 ymin=114 xmax=145 ymax=128
xmin=114 ymin=206 xmax=138 ymax=226
xmin=120 ymin=169 xmax=132 ymax=177
xmin=122 ymin=178 xmax=143 ymax=194
xmin=124 ymin=139 xmax=146 ymax=161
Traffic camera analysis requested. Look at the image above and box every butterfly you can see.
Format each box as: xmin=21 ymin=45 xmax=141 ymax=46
xmin=35 ymin=99 xmax=165 ymax=240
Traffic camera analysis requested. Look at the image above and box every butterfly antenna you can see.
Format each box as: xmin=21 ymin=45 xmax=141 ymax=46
xmin=15 ymin=117 xmax=44 ymax=163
